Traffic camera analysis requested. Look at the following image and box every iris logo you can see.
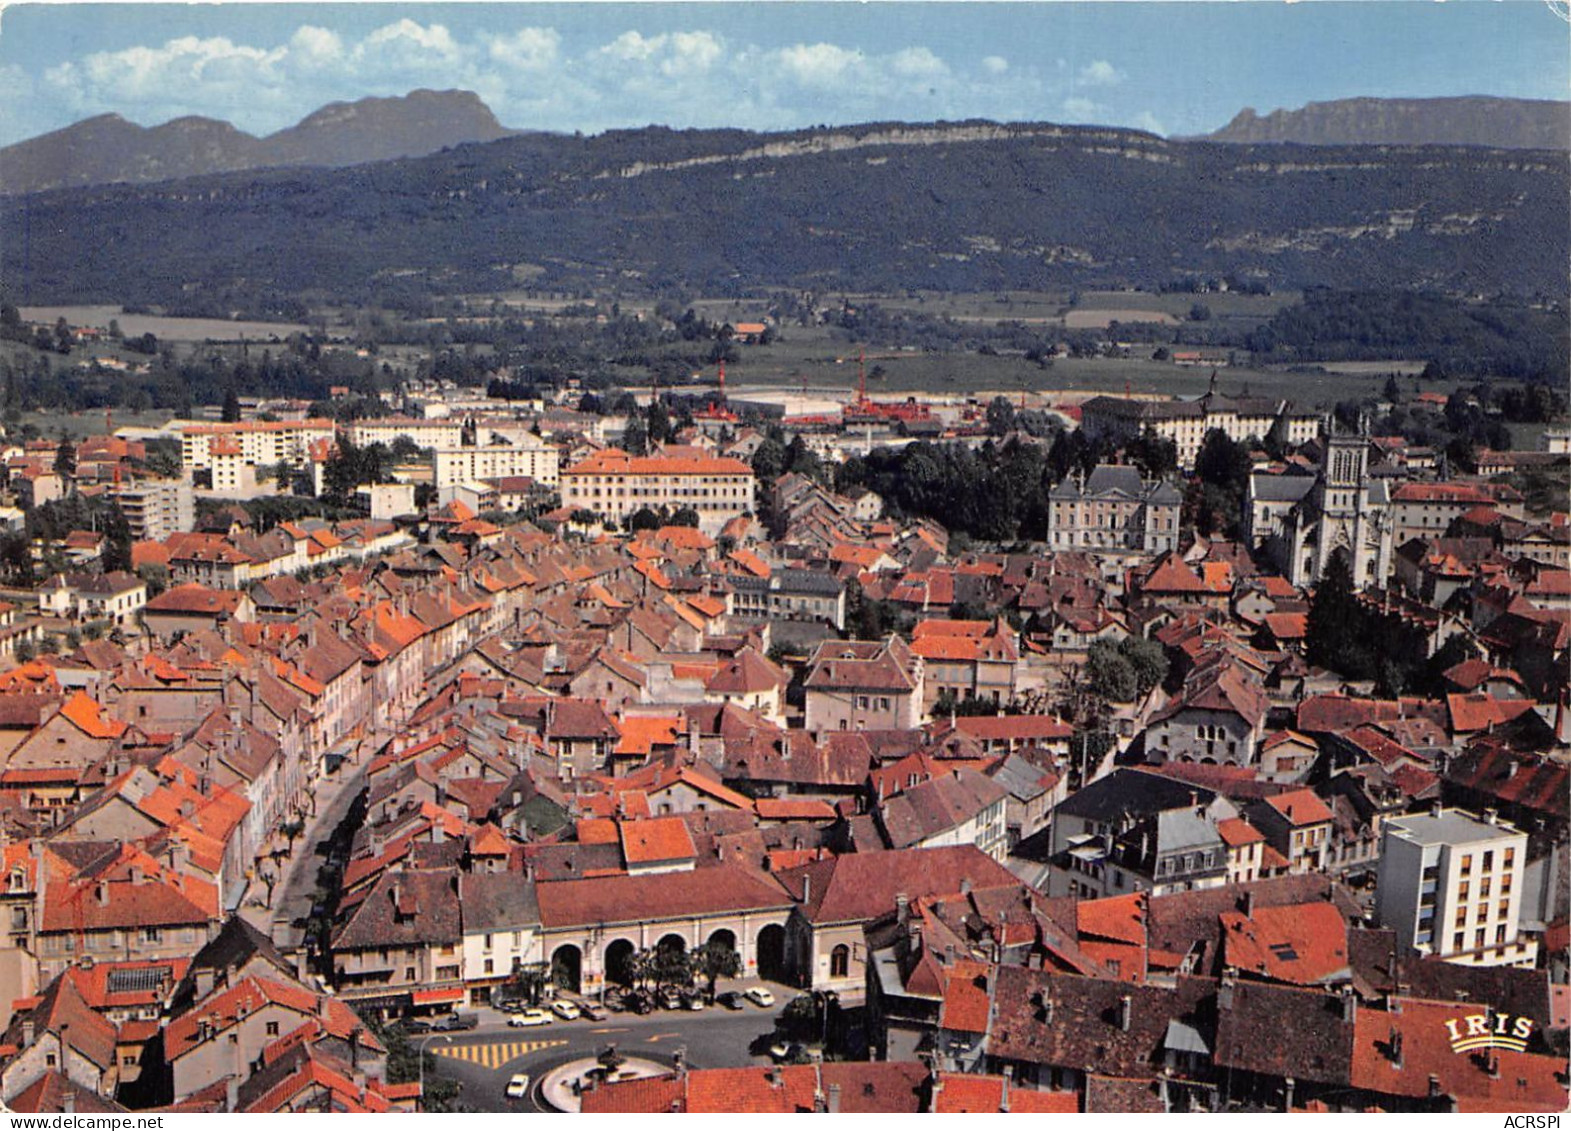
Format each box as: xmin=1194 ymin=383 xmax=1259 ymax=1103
xmin=1443 ymin=1011 xmax=1535 ymax=1053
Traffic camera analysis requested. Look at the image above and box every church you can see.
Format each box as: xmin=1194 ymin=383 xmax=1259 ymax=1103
xmin=1245 ymin=421 xmax=1397 ymax=587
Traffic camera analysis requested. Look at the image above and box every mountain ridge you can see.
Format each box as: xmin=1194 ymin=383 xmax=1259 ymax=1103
xmin=1204 ymin=95 xmax=1569 ymax=150
xmin=0 ymin=89 xmax=516 ymax=195
xmin=2 ymin=117 xmax=1564 ymax=308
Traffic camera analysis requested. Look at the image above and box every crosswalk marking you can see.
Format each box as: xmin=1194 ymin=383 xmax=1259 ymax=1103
xmin=432 ymin=1038 xmax=567 ymax=1070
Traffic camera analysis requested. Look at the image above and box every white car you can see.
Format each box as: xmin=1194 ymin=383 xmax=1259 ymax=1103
xmin=505 ymin=1073 xmax=531 ymax=1099
xmin=744 ymin=987 xmax=776 ymax=1008
xmin=508 ymin=1008 xmax=552 ymax=1027
xmin=549 ymin=999 xmax=581 ymax=1021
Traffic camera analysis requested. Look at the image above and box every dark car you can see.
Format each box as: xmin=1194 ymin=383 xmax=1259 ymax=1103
xmin=436 ymin=1012 xmax=478 ymax=1031
xmin=496 ymin=998 xmax=527 ymax=1014
xmin=578 ymin=1002 xmax=606 ymax=1022
xmin=626 ymin=990 xmax=656 ymax=1015
xmin=715 ymin=992 xmax=744 ymax=1011
xmin=401 ymin=1018 xmax=433 ymax=1035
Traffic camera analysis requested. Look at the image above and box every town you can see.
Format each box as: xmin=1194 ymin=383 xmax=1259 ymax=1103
xmin=0 ymin=293 xmax=1561 ymax=1116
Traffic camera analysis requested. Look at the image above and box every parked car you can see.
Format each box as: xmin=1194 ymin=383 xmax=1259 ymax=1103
xmin=550 ymin=999 xmax=581 ymax=1021
xmin=505 ymin=1073 xmax=531 ymax=1099
xmin=715 ymin=992 xmax=744 ymax=1011
xmin=744 ymin=987 xmax=776 ymax=1008
xmin=578 ymin=1002 xmax=606 ymax=1021
xmin=401 ymin=1018 xmax=433 ymax=1035
xmin=436 ymin=1012 xmax=478 ymax=1031
xmin=496 ymin=998 xmax=527 ymax=1014
xmin=626 ymin=990 xmax=656 ymax=1015
xmin=659 ymin=988 xmax=683 ymax=1010
xmin=603 ymin=994 xmax=627 ymax=1014
xmin=679 ymin=992 xmax=704 ymax=1012
xmin=768 ymin=1040 xmax=806 ymax=1063
xmin=509 ymin=1008 xmax=553 ymax=1028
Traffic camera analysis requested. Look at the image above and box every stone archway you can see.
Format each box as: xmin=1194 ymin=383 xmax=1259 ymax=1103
xmin=550 ymin=944 xmax=582 ymax=994
xmin=604 ymin=938 xmax=637 ymax=987
xmin=756 ymin=923 xmax=787 ymax=984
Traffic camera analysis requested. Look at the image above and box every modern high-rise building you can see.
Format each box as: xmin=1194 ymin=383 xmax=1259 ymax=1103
xmin=109 ymin=477 xmax=195 ymax=542
xmin=1376 ymin=806 xmax=1536 ymax=968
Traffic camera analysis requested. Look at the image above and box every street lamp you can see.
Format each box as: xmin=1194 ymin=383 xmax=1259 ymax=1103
xmin=418 ymin=1033 xmax=451 ymax=1109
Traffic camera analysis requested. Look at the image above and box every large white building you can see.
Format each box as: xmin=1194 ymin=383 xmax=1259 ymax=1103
xmin=1376 ymin=806 xmax=1536 ymax=968
xmin=560 ymin=448 xmax=753 ymax=534
xmin=109 ymin=477 xmax=194 ymax=542
xmin=179 ymin=419 xmax=335 ymax=473
xmin=1080 ymin=390 xmax=1319 ymax=469
xmin=348 ymin=417 xmax=466 ymax=450
xmin=433 ymin=438 xmax=561 ymax=489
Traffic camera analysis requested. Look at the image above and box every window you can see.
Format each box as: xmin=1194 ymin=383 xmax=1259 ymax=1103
xmin=1498 ymin=899 xmax=1511 ymax=921
xmin=484 ymin=959 xmax=494 ymax=975
xmin=1475 ymin=928 xmax=1486 ymax=950
xmin=1480 ymin=879 xmax=1491 ymax=899
xmin=1454 ymin=907 xmax=1468 ymax=928
xmin=1461 ymin=854 xmax=1473 ymax=874
xmin=1495 ymin=925 xmax=1507 ymax=945
xmin=484 ymin=934 xmax=493 ymax=952
xmin=142 ymin=927 xmax=161 ymax=944
xmin=1458 ymin=882 xmax=1470 ymax=901
xmin=830 ymin=945 xmax=850 ymax=978
xmin=1452 ymin=932 xmax=1464 ymax=952
xmin=1482 ymin=850 xmax=1494 ymax=872
xmin=1504 ymin=847 xmax=1515 ymax=868
xmin=266 ymin=1021 xmax=280 ymax=1037
xmin=1502 ymin=873 xmax=1513 ymax=894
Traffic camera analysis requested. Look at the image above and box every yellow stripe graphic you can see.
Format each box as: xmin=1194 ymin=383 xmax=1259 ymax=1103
xmin=432 ymin=1038 xmax=567 ymax=1069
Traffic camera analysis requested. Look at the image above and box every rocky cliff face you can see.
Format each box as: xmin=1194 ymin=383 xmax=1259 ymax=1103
xmin=1206 ymin=96 xmax=1569 ymax=150
xmin=0 ymin=89 xmax=517 ymax=195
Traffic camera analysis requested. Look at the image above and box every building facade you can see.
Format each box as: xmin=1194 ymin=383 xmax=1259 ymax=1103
xmin=1375 ymin=807 xmax=1536 ymax=968
xmin=561 ymin=449 xmax=754 ymax=535
xmin=1046 ymin=464 xmax=1182 ymax=554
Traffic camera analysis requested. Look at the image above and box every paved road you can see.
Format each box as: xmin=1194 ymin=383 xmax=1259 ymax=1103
xmin=424 ymin=1002 xmax=790 ymax=1112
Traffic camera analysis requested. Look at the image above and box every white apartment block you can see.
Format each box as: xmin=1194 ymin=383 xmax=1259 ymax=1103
xmin=109 ymin=477 xmax=194 ymax=542
xmin=179 ymin=419 xmax=335 ymax=473
xmin=347 ymin=418 xmax=466 ymax=450
xmin=560 ymin=449 xmax=753 ymax=534
xmin=433 ymin=439 xmax=562 ymax=489
xmin=1376 ymin=807 xmax=1536 ymax=969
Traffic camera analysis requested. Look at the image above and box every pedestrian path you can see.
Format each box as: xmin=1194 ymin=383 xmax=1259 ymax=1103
xmin=433 ymin=1038 xmax=568 ymax=1070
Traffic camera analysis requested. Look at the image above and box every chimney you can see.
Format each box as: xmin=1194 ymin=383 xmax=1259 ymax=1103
xmin=1240 ymin=889 xmax=1255 ymax=918
xmin=768 ymin=1064 xmax=783 ymax=1088
xmin=1389 ymin=1028 xmax=1404 ymax=1070
xmin=96 ymin=883 xmax=109 ymax=906
xmin=1340 ymin=988 xmax=1357 ymax=1025
xmin=21 ymin=1020 xmax=33 ymax=1046
xmin=1000 ymin=1065 xmax=1013 ymax=1114
xmin=1428 ymin=1074 xmax=1442 ymax=1099
xmin=827 ymin=1083 xmax=841 ymax=1114
xmin=1119 ymin=994 xmax=1133 ymax=1032
xmin=1486 ymin=1053 xmax=1500 ymax=1081
xmin=1282 ymin=1075 xmax=1295 ymax=1113
xmin=927 ymin=1077 xmax=944 ymax=1114
xmin=801 ymin=875 xmax=811 ymax=905
xmin=195 ymin=967 xmax=215 ymax=999
xmin=226 ymin=1076 xmax=240 ymax=1113
xmin=895 ymin=893 xmax=910 ymax=928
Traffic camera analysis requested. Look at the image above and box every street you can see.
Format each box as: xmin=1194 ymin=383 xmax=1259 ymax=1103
xmin=423 ymin=999 xmax=791 ymax=1112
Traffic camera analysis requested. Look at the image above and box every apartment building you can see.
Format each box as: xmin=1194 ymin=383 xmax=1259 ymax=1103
xmin=433 ymin=438 xmax=561 ymax=490
xmin=1376 ymin=806 xmax=1536 ymax=968
xmin=347 ymin=417 xmax=465 ymax=450
xmin=108 ymin=477 xmax=195 ymax=542
xmin=179 ymin=419 xmax=336 ymax=473
xmin=561 ymin=449 xmax=754 ymax=534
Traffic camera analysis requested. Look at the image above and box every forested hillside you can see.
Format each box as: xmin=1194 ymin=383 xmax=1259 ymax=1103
xmin=2 ymin=120 xmax=1564 ymax=310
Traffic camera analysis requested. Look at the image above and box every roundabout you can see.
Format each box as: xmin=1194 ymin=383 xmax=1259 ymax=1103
xmin=537 ymin=1049 xmax=673 ymax=1112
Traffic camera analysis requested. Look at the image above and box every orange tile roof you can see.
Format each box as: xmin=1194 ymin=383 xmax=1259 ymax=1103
xmin=565 ymin=449 xmax=753 ymax=477
xmin=1264 ymin=788 xmax=1334 ymax=826
xmin=1219 ymin=901 xmax=1349 ymax=985
xmin=618 ymin=816 xmax=697 ymax=864
xmin=59 ymin=690 xmax=126 ymax=740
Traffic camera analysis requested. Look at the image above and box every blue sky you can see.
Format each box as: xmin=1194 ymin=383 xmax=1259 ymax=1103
xmin=0 ymin=2 xmax=1565 ymax=146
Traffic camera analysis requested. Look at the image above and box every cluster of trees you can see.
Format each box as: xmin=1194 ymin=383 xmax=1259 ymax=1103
xmin=603 ymin=939 xmax=741 ymax=999
xmin=1247 ymin=289 xmax=1569 ymax=383
xmin=1184 ymin=429 xmax=1254 ymax=539
xmin=319 ymin=437 xmax=393 ymax=504
xmin=1305 ymin=553 xmax=1474 ymax=696
xmin=1085 ymin=636 xmax=1169 ymax=703
xmin=625 ymin=505 xmax=700 ymax=532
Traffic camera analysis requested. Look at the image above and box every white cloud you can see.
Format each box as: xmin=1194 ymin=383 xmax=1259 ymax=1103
xmin=487 ymin=27 xmax=560 ymax=72
xmin=1077 ymin=59 xmax=1122 ymax=87
xmin=15 ymin=21 xmax=1107 ymax=143
xmin=1061 ymin=96 xmax=1103 ymax=121
xmin=1132 ymin=110 xmax=1167 ymax=136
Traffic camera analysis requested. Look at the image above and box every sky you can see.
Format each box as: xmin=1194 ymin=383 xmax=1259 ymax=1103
xmin=0 ymin=1 xmax=1566 ymax=147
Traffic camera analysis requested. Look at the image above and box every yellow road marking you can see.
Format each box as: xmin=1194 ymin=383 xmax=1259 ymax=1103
xmin=432 ymin=1038 xmax=567 ymax=1070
